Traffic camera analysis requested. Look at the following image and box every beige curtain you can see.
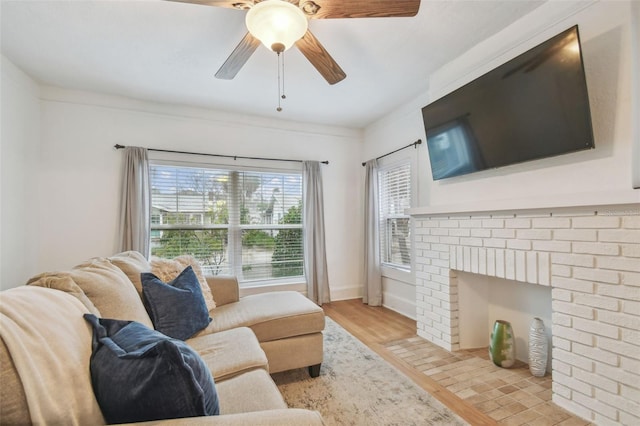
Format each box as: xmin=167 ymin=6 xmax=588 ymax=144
xmin=303 ymin=161 xmax=331 ymax=305
xmin=363 ymin=159 xmax=382 ymax=306
xmin=118 ymin=146 xmax=150 ymax=257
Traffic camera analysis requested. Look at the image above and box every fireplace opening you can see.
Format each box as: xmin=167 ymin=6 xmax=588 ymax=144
xmin=457 ymin=271 xmax=552 ymax=372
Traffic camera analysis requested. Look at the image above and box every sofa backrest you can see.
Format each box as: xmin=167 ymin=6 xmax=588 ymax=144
xmin=108 ymin=250 xmax=152 ymax=297
xmin=28 ymin=257 xmax=153 ymax=328
xmin=0 ymin=337 xmax=30 ymax=424
xmin=0 ymin=286 xmax=105 ymax=425
xmin=70 ymin=257 xmax=153 ymax=327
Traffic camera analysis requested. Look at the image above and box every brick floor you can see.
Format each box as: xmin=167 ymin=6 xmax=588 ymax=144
xmin=384 ymin=337 xmax=593 ymax=426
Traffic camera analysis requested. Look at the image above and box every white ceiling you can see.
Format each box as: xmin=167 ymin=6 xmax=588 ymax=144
xmin=1 ymin=0 xmax=547 ymax=128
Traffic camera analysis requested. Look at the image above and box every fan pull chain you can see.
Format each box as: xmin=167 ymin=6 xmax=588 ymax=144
xmin=276 ymin=52 xmax=283 ymax=112
xmin=276 ymin=51 xmax=287 ymax=112
xmin=281 ymin=51 xmax=286 ymax=101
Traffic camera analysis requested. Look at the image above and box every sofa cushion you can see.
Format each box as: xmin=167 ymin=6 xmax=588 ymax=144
xmin=116 ymin=409 xmax=325 ymax=426
xmin=108 ymin=250 xmax=151 ymax=297
xmin=260 ymin=332 xmax=324 ymax=374
xmin=0 ymin=287 xmax=104 ymax=425
xmin=141 ymin=266 xmax=211 ymax=340
xmin=72 ymin=257 xmax=154 ymax=328
xmin=84 ymin=314 xmax=219 ymax=424
xmin=186 ymin=327 xmax=268 ymax=382
xmin=151 ymin=256 xmax=216 ymax=311
xmin=199 ymin=291 xmax=325 ymax=342
xmin=215 ymin=369 xmax=287 ymax=415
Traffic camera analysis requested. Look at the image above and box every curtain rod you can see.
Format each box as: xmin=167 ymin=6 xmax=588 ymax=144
xmin=114 ymin=144 xmax=329 ymax=165
xmin=361 ymin=139 xmax=422 ymax=166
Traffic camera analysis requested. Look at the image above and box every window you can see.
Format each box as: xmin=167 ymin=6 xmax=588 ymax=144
xmin=378 ymin=162 xmax=411 ymax=269
xmin=149 ymin=164 xmax=304 ymax=284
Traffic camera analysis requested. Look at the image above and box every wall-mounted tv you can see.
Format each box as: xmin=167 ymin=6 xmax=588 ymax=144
xmin=422 ymin=25 xmax=594 ymax=181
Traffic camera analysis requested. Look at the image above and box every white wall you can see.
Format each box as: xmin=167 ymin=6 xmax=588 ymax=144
xmin=364 ymin=0 xmax=640 ymax=318
xmin=4 ymin=1 xmax=637 ymax=305
xmin=1 ymin=84 xmax=364 ymax=298
xmin=423 ymin=1 xmax=637 ymax=207
xmin=0 ymin=56 xmax=41 ymax=290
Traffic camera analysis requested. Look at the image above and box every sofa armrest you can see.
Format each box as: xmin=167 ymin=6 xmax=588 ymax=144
xmin=206 ymin=276 xmax=240 ymax=306
xmin=123 ymin=409 xmax=325 ymax=425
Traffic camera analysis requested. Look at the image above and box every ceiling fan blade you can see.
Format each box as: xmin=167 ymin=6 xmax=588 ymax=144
xmin=303 ymin=0 xmax=421 ymax=19
xmin=296 ymin=30 xmax=346 ymax=85
xmin=215 ymin=32 xmax=261 ymax=80
xmin=164 ymin=0 xmax=254 ymax=10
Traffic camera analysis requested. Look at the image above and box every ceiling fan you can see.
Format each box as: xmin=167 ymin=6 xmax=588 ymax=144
xmin=166 ymin=0 xmax=421 ymax=85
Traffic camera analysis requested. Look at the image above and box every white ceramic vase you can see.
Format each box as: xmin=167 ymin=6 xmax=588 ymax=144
xmin=528 ymin=317 xmax=548 ymax=377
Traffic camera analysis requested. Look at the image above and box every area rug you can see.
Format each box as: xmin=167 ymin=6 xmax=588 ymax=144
xmin=272 ymin=318 xmax=468 ymax=426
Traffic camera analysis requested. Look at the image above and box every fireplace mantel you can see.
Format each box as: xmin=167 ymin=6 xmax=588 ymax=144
xmin=408 ymin=190 xmax=639 ymax=217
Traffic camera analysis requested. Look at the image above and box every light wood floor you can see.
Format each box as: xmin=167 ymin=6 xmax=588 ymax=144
xmin=324 ymin=300 xmax=589 ymax=426
xmin=324 ymin=299 xmax=498 ymax=426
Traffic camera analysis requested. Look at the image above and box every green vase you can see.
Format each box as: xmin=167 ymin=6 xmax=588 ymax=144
xmin=489 ymin=320 xmax=515 ymax=368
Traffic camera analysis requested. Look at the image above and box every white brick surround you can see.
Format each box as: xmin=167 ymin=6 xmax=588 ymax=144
xmin=411 ymin=207 xmax=640 ymax=425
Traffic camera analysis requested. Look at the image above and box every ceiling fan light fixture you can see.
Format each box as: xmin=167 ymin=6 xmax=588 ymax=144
xmin=246 ymin=0 xmax=308 ymax=53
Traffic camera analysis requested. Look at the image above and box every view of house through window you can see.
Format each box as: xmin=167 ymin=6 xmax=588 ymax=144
xmin=150 ymin=164 xmax=304 ymax=284
xmin=378 ymin=162 xmax=411 ymax=269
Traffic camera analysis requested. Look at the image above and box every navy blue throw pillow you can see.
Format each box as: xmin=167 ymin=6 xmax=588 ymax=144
xmin=141 ymin=265 xmax=211 ymax=340
xmin=83 ymin=314 xmax=219 ymax=424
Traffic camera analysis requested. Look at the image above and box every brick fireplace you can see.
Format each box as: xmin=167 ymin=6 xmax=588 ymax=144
xmin=410 ymin=204 xmax=639 ymax=424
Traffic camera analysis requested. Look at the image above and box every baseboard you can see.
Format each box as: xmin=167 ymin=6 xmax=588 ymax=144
xmin=383 ymin=292 xmax=416 ymax=320
xmin=328 ymin=287 xmax=416 ymax=319
xmin=330 ymin=286 xmax=362 ymax=301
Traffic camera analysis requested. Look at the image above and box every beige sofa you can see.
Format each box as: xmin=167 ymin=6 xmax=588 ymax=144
xmin=0 ymin=252 xmax=325 ymax=425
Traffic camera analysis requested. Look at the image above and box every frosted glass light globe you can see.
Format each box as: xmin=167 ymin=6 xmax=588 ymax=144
xmin=246 ymin=0 xmax=308 ymax=53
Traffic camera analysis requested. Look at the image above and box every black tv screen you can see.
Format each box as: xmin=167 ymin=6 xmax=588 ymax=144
xmin=422 ymin=26 xmax=594 ymax=181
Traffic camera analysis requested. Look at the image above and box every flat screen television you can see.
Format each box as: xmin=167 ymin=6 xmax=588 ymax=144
xmin=422 ymin=25 xmax=594 ymax=181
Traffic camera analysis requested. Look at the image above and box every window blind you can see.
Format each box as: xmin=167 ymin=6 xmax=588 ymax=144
xmin=150 ymin=164 xmax=304 ymax=283
xmin=378 ymin=162 xmax=411 ymax=269
xmin=235 ymin=171 xmax=304 ymax=281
